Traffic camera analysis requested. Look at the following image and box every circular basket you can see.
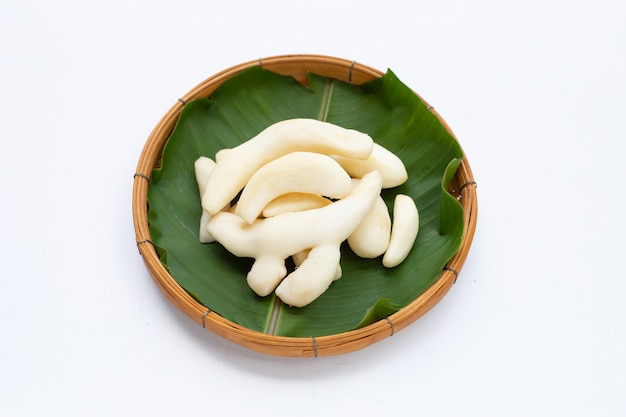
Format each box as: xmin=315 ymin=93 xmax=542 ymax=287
xmin=132 ymin=54 xmax=478 ymax=357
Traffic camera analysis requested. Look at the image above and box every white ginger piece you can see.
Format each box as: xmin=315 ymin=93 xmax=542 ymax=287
xmin=333 ymin=142 xmax=408 ymax=188
xmin=194 ymin=156 xmax=217 ymax=243
xmin=235 ymin=152 xmax=351 ymax=224
xmin=214 ymin=148 xmax=230 ymax=163
xmin=194 ymin=156 xmax=215 ymax=195
xmin=262 ymin=193 xmax=331 ymax=218
xmin=291 ymin=250 xmax=308 ymax=266
xmin=202 ymin=118 xmax=374 ymax=215
xmin=246 ymin=257 xmax=288 ymax=297
xmin=275 ymin=244 xmax=341 ymax=307
xmin=346 ymin=179 xmax=392 ymax=258
xmin=206 ymin=171 xmax=383 ymax=299
xmin=292 ymin=249 xmax=342 ymax=281
xmin=198 ymin=211 xmax=213 ymax=243
xmin=382 ymin=194 xmax=420 ymax=268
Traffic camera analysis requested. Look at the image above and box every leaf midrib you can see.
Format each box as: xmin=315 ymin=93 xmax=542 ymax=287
xmin=264 ymin=77 xmax=336 ymax=335
xmin=317 ymin=78 xmax=334 ymax=122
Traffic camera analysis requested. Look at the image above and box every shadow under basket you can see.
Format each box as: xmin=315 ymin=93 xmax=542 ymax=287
xmin=132 ymin=54 xmax=478 ymax=357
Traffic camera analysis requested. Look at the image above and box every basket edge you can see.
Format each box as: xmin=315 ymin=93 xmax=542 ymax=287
xmin=130 ymin=53 xmax=478 ymax=357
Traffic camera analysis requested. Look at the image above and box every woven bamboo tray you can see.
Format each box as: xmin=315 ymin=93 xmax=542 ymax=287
xmin=132 ymin=54 xmax=478 ymax=357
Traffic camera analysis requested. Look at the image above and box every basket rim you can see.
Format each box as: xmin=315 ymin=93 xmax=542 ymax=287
xmin=132 ymin=53 xmax=478 ymax=357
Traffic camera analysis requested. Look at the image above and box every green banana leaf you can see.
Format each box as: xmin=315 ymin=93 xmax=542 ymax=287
xmin=147 ymin=66 xmax=464 ymax=337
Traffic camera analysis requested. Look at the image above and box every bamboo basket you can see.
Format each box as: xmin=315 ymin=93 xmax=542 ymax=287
xmin=132 ymin=54 xmax=478 ymax=357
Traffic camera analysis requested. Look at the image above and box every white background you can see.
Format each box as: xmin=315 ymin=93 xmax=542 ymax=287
xmin=2 ymin=0 xmax=625 ymax=415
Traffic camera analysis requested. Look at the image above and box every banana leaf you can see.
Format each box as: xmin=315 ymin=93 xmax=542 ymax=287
xmin=147 ymin=66 xmax=464 ymax=337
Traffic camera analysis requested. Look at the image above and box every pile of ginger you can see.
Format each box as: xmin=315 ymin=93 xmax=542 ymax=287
xmin=194 ymin=119 xmax=419 ymax=307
